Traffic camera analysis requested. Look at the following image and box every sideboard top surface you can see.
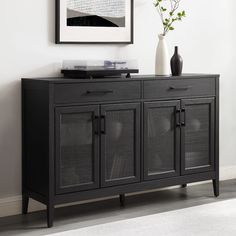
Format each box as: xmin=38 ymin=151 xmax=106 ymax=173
xmin=22 ymin=74 xmax=220 ymax=84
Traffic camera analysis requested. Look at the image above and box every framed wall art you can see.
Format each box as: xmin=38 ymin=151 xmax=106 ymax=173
xmin=56 ymin=0 xmax=134 ymax=44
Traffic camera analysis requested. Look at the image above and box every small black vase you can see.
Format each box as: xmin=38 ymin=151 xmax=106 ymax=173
xmin=170 ymin=46 xmax=183 ymax=76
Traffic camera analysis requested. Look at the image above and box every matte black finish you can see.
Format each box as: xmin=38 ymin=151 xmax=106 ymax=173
xmin=171 ymin=46 xmax=183 ymax=76
xmin=213 ymin=179 xmax=219 ymax=197
xmin=54 ymin=171 xmax=216 ymax=204
xmin=144 ymin=78 xmax=216 ymax=100
xmin=54 ymin=81 xmax=141 ymax=104
xmin=55 ymin=106 xmax=100 ymax=194
xmin=22 ymin=74 xmax=219 ymax=227
xmin=100 ymin=103 xmax=141 ymax=187
xmin=22 ymin=195 xmax=29 ymax=215
xmin=61 ymin=69 xmax=139 ymax=79
xmin=181 ymin=98 xmax=215 ymax=175
xmin=119 ymin=194 xmax=125 ymax=207
xmin=143 ymin=100 xmax=181 ymax=180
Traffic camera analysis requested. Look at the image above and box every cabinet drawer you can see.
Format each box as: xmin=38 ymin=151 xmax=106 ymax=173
xmin=54 ymin=81 xmax=141 ymax=104
xmin=144 ymin=78 xmax=215 ymax=99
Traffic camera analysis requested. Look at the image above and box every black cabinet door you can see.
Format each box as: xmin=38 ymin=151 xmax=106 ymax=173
xmin=181 ymin=98 xmax=215 ymax=175
xmin=100 ymin=103 xmax=141 ymax=187
xmin=144 ymin=101 xmax=181 ymax=180
xmin=55 ymin=106 xmax=99 ymax=194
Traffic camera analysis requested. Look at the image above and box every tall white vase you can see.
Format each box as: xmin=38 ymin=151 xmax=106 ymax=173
xmin=155 ymin=34 xmax=170 ymax=76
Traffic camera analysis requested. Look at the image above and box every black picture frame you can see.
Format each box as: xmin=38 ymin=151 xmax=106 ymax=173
xmin=55 ymin=0 xmax=134 ymax=44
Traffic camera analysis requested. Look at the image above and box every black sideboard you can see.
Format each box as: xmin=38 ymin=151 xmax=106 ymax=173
xmin=22 ymin=74 xmax=219 ymax=227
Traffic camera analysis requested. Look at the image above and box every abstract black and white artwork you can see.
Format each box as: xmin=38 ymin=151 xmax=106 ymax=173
xmin=56 ymin=0 xmax=133 ymax=44
xmin=67 ymin=0 xmax=126 ymax=27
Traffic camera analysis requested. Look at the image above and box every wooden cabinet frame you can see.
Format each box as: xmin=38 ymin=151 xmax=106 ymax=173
xmin=100 ymin=103 xmax=141 ymax=187
xmin=22 ymin=74 xmax=219 ymax=227
xmin=143 ymin=100 xmax=181 ymax=180
xmin=180 ymin=98 xmax=215 ymax=175
xmin=55 ymin=105 xmax=100 ymax=194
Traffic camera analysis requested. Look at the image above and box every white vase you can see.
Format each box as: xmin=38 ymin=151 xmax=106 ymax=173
xmin=155 ymin=34 xmax=170 ymax=76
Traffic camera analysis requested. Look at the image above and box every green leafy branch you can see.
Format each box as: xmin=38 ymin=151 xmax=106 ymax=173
xmin=154 ymin=0 xmax=186 ymax=36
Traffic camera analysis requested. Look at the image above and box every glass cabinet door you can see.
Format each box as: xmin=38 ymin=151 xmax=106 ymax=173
xmin=181 ymin=98 xmax=215 ymax=174
xmin=55 ymin=106 xmax=99 ymax=194
xmin=100 ymin=103 xmax=140 ymax=187
xmin=144 ymin=101 xmax=181 ymax=180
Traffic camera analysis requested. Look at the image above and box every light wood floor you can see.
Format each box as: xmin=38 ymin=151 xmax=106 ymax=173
xmin=0 ymin=179 xmax=236 ymax=236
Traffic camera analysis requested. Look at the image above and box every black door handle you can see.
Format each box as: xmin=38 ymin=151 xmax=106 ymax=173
xmin=181 ymin=108 xmax=186 ymax=126
xmin=176 ymin=109 xmax=181 ymax=127
xmin=101 ymin=115 xmax=106 ymax=134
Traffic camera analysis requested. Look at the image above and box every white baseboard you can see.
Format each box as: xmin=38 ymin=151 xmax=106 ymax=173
xmin=0 ymin=196 xmax=45 ymax=218
xmin=220 ymin=165 xmax=236 ymax=181
xmin=1 ymin=165 xmax=236 ymax=218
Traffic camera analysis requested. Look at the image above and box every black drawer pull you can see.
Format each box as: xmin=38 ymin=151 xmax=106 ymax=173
xmin=169 ymin=86 xmax=192 ymax=91
xmin=86 ymin=90 xmax=114 ymax=95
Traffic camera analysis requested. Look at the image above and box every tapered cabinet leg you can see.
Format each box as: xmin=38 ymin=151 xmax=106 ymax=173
xmin=22 ymin=195 xmax=29 ymax=215
xmin=182 ymin=184 xmax=187 ymax=188
xmin=47 ymin=204 xmax=54 ymax=228
xmin=213 ymin=179 xmax=219 ymax=197
xmin=119 ymin=194 xmax=125 ymax=207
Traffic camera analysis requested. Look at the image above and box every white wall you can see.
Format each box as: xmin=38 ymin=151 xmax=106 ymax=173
xmin=0 ymin=0 xmax=236 ymax=215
